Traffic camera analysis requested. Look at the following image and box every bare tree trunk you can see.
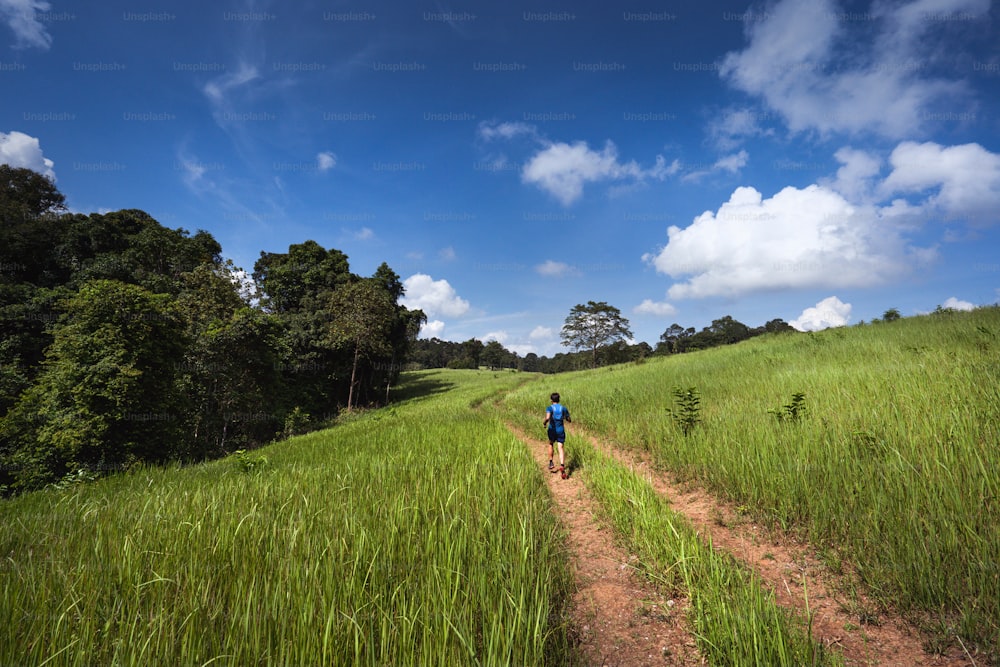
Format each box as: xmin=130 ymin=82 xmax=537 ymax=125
xmin=385 ymin=352 xmax=395 ymax=404
xmin=347 ymin=343 xmax=360 ymax=410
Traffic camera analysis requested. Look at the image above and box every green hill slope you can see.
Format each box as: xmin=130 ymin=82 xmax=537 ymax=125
xmin=1 ymin=370 xmax=574 ymax=666
xmin=4 ymin=307 xmax=998 ymax=663
xmin=501 ymin=307 xmax=1000 ymax=659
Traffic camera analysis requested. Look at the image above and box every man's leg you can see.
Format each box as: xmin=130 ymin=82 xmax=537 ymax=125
xmin=548 ymin=441 xmax=554 ymax=468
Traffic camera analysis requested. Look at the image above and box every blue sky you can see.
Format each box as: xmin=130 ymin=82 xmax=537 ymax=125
xmin=2 ymin=0 xmax=998 ymax=356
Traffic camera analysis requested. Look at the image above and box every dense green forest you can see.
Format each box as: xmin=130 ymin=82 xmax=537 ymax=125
xmin=0 ymin=166 xmax=425 ymax=494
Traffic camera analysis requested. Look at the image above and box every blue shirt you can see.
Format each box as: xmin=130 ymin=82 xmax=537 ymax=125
xmin=546 ymin=403 xmax=569 ymax=434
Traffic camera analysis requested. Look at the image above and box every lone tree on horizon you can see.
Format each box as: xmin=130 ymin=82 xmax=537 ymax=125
xmin=560 ymin=300 xmax=633 ymax=368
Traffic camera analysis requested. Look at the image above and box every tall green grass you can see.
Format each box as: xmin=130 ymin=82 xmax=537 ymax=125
xmin=503 ymin=307 xmax=1000 ymax=658
xmin=576 ymin=439 xmax=840 ymax=666
xmin=1 ymin=370 xmax=574 ymax=666
xmin=495 ymin=399 xmax=840 ymax=665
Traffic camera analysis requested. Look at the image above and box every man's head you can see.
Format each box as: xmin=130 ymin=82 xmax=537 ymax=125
xmin=550 ymin=392 xmax=560 ymax=403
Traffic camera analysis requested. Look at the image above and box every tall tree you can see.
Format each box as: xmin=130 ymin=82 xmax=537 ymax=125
xmin=560 ymin=301 xmax=633 ymax=368
xmin=0 ymin=167 xmax=70 ymax=410
xmin=706 ymin=315 xmax=751 ymax=346
xmin=253 ymin=241 xmax=353 ymax=413
xmin=253 ymin=240 xmax=350 ymax=314
xmin=482 ymin=340 xmax=508 ymax=370
xmin=2 ymin=280 xmax=187 ymax=489
xmin=324 ymin=279 xmax=398 ymax=410
xmin=520 ymin=352 xmax=541 ymax=372
xmin=658 ymin=323 xmax=690 ymax=354
xmin=0 ymin=164 xmax=65 ymax=225
xmin=461 ymin=338 xmax=484 ymax=369
xmin=174 ymin=263 xmax=285 ymax=456
xmin=762 ymin=318 xmax=795 ymax=334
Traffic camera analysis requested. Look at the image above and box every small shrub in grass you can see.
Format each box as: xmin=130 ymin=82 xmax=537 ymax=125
xmin=668 ymin=386 xmax=701 ymax=436
xmin=48 ymin=467 xmax=99 ymax=490
xmin=769 ymin=392 xmax=806 ymax=423
xmin=232 ymin=448 xmax=268 ymax=473
xmin=282 ymin=406 xmax=312 ymax=438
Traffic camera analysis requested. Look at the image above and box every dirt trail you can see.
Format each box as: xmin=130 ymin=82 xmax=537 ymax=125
xmin=509 ymin=423 xmax=704 ymax=666
xmin=574 ymin=426 xmax=972 ymax=667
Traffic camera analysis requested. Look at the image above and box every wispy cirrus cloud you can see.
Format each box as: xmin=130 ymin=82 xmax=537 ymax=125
xmin=535 ymin=260 xmax=580 ymax=278
xmin=708 ymin=107 xmax=776 ymax=150
xmin=681 ymin=149 xmax=749 ymax=183
xmin=203 ymin=62 xmax=261 ymax=114
xmin=0 ymin=0 xmax=52 ymax=49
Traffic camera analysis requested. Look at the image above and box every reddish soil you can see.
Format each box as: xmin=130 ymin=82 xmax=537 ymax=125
xmin=504 ymin=416 xmax=978 ymax=666
xmin=511 ymin=423 xmax=704 ymax=666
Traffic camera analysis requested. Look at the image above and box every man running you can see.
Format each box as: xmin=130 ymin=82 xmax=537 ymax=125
xmin=543 ymin=392 xmax=571 ymax=478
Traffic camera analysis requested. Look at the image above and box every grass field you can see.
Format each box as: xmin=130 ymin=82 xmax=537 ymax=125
xmin=3 ymin=307 xmax=998 ymax=664
xmin=501 ymin=306 xmax=1000 ymax=660
xmin=493 ymin=393 xmax=843 ymax=665
xmin=1 ymin=371 xmax=574 ymax=666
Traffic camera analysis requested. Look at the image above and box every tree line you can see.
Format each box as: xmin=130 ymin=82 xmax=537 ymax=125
xmin=410 ymin=301 xmax=798 ymax=373
xmin=0 ymin=166 xmax=424 ymax=494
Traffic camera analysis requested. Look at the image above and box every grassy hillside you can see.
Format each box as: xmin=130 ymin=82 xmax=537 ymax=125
xmin=1 ymin=370 xmax=574 ymax=666
xmin=502 ymin=306 xmax=1000 ymax=658
xmin=4 ymin=307 xmax=997 ymax=664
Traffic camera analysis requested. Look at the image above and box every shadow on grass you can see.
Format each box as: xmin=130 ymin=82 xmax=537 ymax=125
xmin=390 ymin=372 xmax=457 ymax=404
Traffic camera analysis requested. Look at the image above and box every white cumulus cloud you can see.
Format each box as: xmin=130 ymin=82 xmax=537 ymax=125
xmin=791 ymin=296 xmax=852 ymax=331
xmin=522 ymin=140 xmax=672 ymax=206
xmin=942 ymin=296 xmax=975 ymax=311
xmin=400 ymin=274 xmax=470 ymax=318
xmin=880 ymin=141 xmax=1000 ymax=225
xmin=419 ymin=319 xmax=446 ymax=339
xmin=317 ymin=151 xmax=336 ymax=171
xmin=647 ymin=184 xmax=928 ymax=299
xmin=825 ymin=147 xmax=882 ymax=202
xmin=714 ymin=150 xmax=749 ymax=173
xmin=719 ymin=0 xmax=987 ymax=139
xmin=0 ymin=130 xmax=55 ymax=179
xmin=529 ymin=325 xmax=554 ymax=340
xmin=0 ymin=0 xmax=52 ymax=49
xmin=649 ymin=138 xmax=999 ymax=300
xmin=634 ymin=298 xmax=677 ymax=317
xmin=480 ymin=121 xmax=677 ymax=205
